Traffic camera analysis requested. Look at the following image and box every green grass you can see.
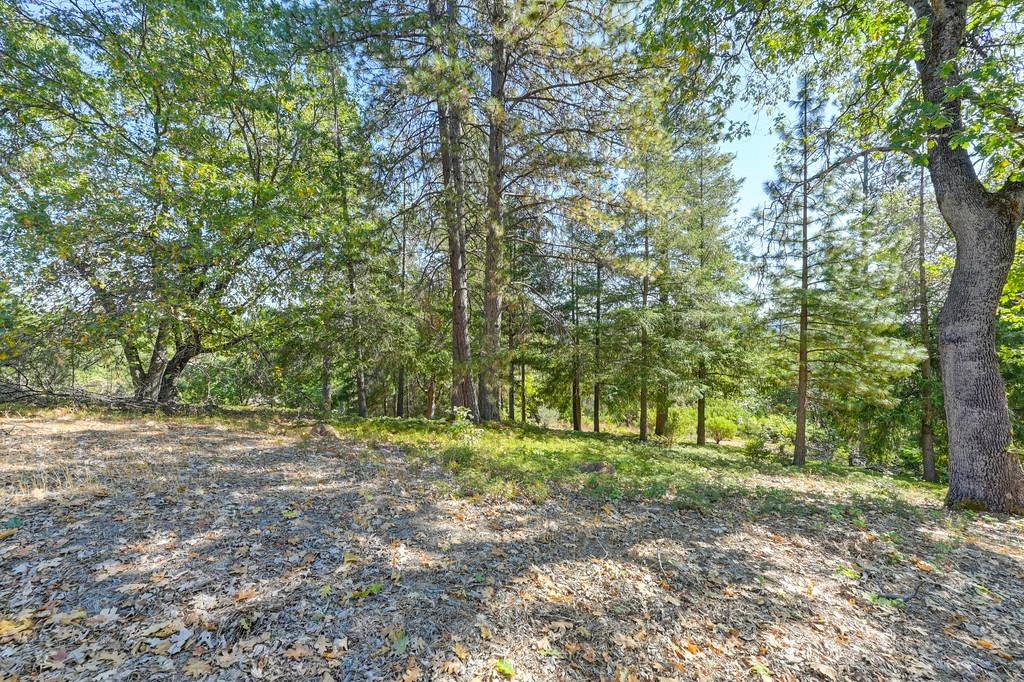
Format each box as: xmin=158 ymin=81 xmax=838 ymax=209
xmin=3 ymin=405 xmax=946 ymax=517
xmin=328 ymin=416 xmax=947 ymax=514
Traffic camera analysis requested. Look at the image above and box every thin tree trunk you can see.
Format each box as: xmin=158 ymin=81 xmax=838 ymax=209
xmin=793 ymin=84 xmax=810 ymax=467
xmin=655 ymin=388 xmax=668 ymax=437
xmin=508 ymin=329 xmax=516 ymax=421
xmin=347 ymin=263 xmax=367 ymax=417
xmin=479 ymin=0 xmax=506 ymax=422
xmin=354 ymin=367 xmax=367 ymax=417
xmin=520 ymin=362 xmax=526 ymax=422
xmin=572 ymin=375 xmax=582 ymax=431
xmin=695 ymin=150 xmax=708 ymax=447
xmin=654 ymin=288 xmax=668 ymax=437
xmin=918 ymin=165 xmax=937 ymax=483
xmin=396 ymin=367 xmax=406 ymax=418
xmin=571 ymin=256 xmax=582 ymax=431
xmin=321 ymin=351 xmax=333 ymax=416
xmin=639 ymin=217 xmax=650 ymax=442
xmin=432 ymin=0 xmax=476 ymax=418
xmin=397 ymin=187 xmax=408 ymax=419
xmin=426 ymin=375 xmax=437 ymax=419
xmin=696 ymin=361 xmax=707 ymax=446
xmin=507 ymin=222 xmax=517 ymax=422
xmin=593 ymin=260 xmax=601 ymax=433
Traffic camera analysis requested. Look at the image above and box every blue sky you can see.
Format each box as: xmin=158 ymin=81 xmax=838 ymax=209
xmin=721 ymin=100 xmax=780 ymax=219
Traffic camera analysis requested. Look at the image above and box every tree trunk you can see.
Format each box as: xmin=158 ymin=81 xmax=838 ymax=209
xmin=156 ymin=335 xmax=202 ymax=404
xmin=593 ymin=261 xmax=601 ymax=433
xmin=355 ymin=364 xmax=367 ymax=417
xmin=396 ymin=367 xmax=406 ymax=418
xmin=696 ymin=360 xmax=707 ymax=445
xmin=432 ymin=0 xmax=476 ymax=418
xmin=918 ymin=165 xmax=937 ymax=483
xmin=479 ymin=0 xmax=507 ymax=422
xmin=909 ymin=0 xmax=1024 ymax=511
xmin=507 ymin=323 xmax=516 ymax=421
xmin=937 ymin=203 xmax=1022 ymax=510
xmin=520 ymin=362 xmax=526 ymax=423
xmin=639 ymin=220 xmax=650 ymax=442
xmin=793 ymin=85 xmax=810 ymax=467
xmin=346 ymin=263 xmax=367 ymax=418
xmin=322 ymin=351 xmax=333 ymax=416
xmin=654 ymin=388 xmax=668 ymax=437
xmin=397 ymin=185 xmax=408 ymax=419
xmin=572 ymin=373 xmax=582 ymax=431
xmin=426 ymin=375 xmax=437 ymax=419
xmin=696 ymin=395 xmax=706 ymax=446
xmin=129 ymin=321 xmax=170 ymax=402
xmin=570 ymin=256 xmax=582 ymax=431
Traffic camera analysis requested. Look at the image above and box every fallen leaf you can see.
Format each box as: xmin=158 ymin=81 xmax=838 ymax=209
xmin=284 ymin=643 xmax=314 ymax=660
xmin=494 ymin=658 xmax=516 ymax=678
xmin=183 ymin=658 xmax=212 ymax=678
xmin=0 ymin=614 xmax=33 ymax=638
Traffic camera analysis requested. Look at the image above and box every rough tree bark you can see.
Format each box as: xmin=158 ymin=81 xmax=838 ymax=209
xmin=654 ymin=287 xmax=669 ymax=437
xmin=397 ymin=190 xmax=408 ymax=418
xmin=909 ymin=0 xmax=1024 ymax=511
xmin=128 ymin=320 xmax=169 ymax=402
xmin=593 ymin=260 xmax=601 ymax=433
xmin=347 ymin=263 xmax=368 ymax=417
xmin=696 ymin=361 xmax=707 ymax=446
xmin=570 ymin=257 xmax=582 ymax=431
xmin=479 ymin=0 xmax=507 ymax=422
xmin=425 ymin=375 xmax=437 ymax=419
xmin=917 ymin=164 xmax=937 ymax=483
xmin=639 ymin=224 xmax=650 ymax=442
xmin=793 ymin=82 xmax=811 ymax=467
xmin=434 ymin=0 xmax=477 ymax=418
xmin=156 ymin=332 xmax=203 ymax=404
xmin=322 ymin=351 xmax=334 ymax=416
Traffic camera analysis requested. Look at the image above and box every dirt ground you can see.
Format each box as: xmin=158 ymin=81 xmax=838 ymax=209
xmin=1 ymin=414 xmax=1023 ymax=681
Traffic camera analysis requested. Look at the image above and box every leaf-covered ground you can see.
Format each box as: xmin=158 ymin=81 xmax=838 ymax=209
xmin=1 ymin=412 xmax=1023 ymax=681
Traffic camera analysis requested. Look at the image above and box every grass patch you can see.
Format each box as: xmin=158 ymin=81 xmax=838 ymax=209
xmin=329 ymin=417 xmax=946 ymax=513
xmin=3 ymin=406 xmax=946 ymax=514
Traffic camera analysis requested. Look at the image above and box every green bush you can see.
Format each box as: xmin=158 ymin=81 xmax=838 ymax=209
xmin=743 ymin=414 xmax=796 ymax=462
xmin=664 ymin=407 xmax=689 ymax=445
xmin=706 ymin=416 xmax=737 ymax=444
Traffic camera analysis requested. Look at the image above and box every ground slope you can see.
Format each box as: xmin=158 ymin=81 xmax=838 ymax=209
xmin=1 ymin=413 xmax=1023 ymax=681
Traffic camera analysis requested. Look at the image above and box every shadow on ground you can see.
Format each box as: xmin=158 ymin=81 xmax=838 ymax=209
xmin=1 ymin=416 xmax=1022 ymax=681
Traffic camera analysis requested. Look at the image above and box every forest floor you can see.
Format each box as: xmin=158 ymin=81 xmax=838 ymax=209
xmin=1 ymin=411 xmax=1024 ymax=681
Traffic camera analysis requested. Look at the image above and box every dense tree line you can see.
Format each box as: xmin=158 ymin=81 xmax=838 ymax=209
xmin=2 ymin=0 xmax=1023 ymax=512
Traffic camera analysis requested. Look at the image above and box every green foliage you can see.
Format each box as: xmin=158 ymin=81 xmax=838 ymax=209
xmin=743 ymin=415 xmax=797 ymax=463
xmin=663 ymin=407 xmax=686 ymax=445
xmin=327 ymin=417 xmax=944 ymax=513
xmin=706 ymin=416 xmax=737 ymax=444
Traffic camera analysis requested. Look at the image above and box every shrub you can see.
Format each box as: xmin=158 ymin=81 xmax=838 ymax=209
xmin=706 ymin=416 xmax=737 ymax=444
xmin=664 ymin=407 xmax=690 ymax=445
xmin=743 ymin=415 xmax=796 ymax=462
xmin=535 ymin=405 xmax=561 ymax=429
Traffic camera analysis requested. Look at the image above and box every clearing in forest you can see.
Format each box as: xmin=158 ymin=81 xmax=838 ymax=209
xmin=1 ymin=412 xmax=1023 ymax=681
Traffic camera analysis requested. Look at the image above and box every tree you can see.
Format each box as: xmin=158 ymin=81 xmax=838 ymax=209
xmin=1 ymin=0 xmax=357 ymax=404
xmin=651 ymin=0 xmax=1024 ymax=511
xmin=758 ymin=77 xmax=920 ymax=465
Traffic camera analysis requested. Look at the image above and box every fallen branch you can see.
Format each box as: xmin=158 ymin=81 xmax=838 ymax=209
xmin=0 ymin=381 xmax=165 ymax=413
xmin=876 ymin=578 xmax=926 ymax=604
